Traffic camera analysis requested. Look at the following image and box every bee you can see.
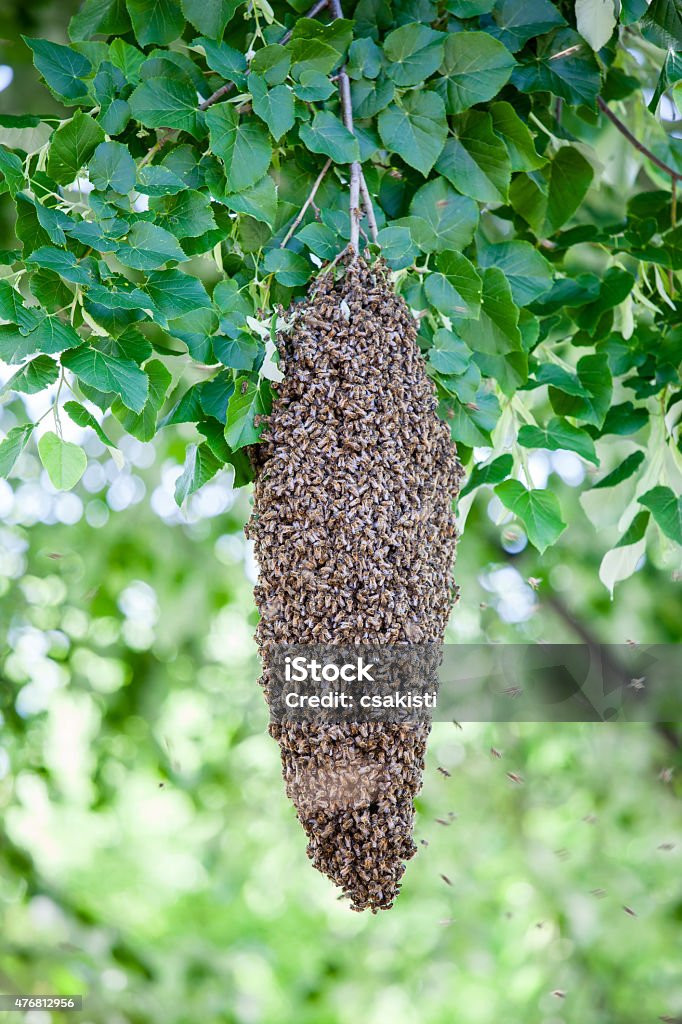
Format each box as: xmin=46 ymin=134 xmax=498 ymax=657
xmin=506 ymin=772 xmax=523 ymax=784
xmin=623 ymin=905 xmax=638 ymax=917
xmin=437 ymin=766 xmax=451 ymax=777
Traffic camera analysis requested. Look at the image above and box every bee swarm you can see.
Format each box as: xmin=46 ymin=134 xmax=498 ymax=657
xmin=246 ymin=256 xmax=462 ymax=911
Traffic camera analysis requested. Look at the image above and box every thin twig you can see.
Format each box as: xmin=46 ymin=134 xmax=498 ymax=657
xmin=280 ymin=0 xmax=329 ymax=43
xmin=359 ymin=171 xmax=379 ymax=243
xmin=597 ymin=96 xmax=682 ymax=181
xmin=199 ymin=82 xmax=234 ymax=111
xmin=329 ymin=0 xmax=362 ymax=250
xmin=144 ymin=0 xmax=331 ymax=160
xmin=280 ymin=157 xmax=332 ymax=248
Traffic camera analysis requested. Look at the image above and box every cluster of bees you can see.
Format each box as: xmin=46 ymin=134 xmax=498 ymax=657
xmin=246 ymin=255 xmax=462 ymax=911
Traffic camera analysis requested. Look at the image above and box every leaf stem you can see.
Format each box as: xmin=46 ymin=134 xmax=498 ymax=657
xmin=597 ymin=96 xmax=682 ymax=181
xmin=280 ymin=157 xmax=332 ymax=248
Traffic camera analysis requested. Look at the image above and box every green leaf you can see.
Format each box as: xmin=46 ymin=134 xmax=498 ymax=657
xmin=116 ymin=222 xmax=188 ymax=270
xmin=478 ymin=240 xmax=553 ymax=306
xmin=111 ymin=359 xmax=172 ymax=441
xmin=70 ymin=0 xmax=131 ymax=40
xmin=296 ymin=222 xmax=340 ymax=260
xmin=441 ymin=389 xmax=500 ymax=446
xmin=200 ymin=370 xmax=234 ymax=421
xmin=409 ymin=178 xmax=478 ymax=253
xmin=535 ymin=363 xmax=589 ymax=397
xmin=33 ymin=201 xmax=73 ymax=246
xmin=249 ymin=76 xmax=295 ymax=142
xmin=224 ymin=377 xmax=272 ymax=450
xmin=377 ymin=91 xmax=447 ymax=177
xmin=61 ymin=344 xmax=149 ymax=413
xmin=347 ymin=38 xmax=382 ymax=80
xmin=376 ymin=226 xmax=419 ymax=270
xmin=494 ymin=479 xmax=566 ymax=552
xmin=126 ymin=0 xmax=184 ymax=45
xmin=206 ymin=102 xmax=272 ymax=192
xmin=642 ymin=0 xmax=682 ymax=48
xmin=512 ymin=30 xmax=602 ymax=106
xmin=293 ymin=70 xmax=336 ymax=101
xmin=460 ymin=453 xmax=513 ymax=497
xmin=24 ymin=37 xmax=91 ymax=102
xmin=435 ymin=32 xmax=515 ymax=114
xmin=510 ymin=146 xmax=594 ymax=236
xmin=150 ymin=189 xmax=217 ymax=239
xmin=600 ymin=401 xmax=648 ymax=436
xmin=489 ymin=0 xmax=566 ymax=51
xmin=458 ymin=267 xmax=521 ymax=354
xmin=436 ymin=111 xmax=511 ymax=203
xmin=384 ymin=24 xmax=445 ymax=87
xmin=263 ymin=248 xmax=310 ymax=287
xmin=109 ymin=38 xmax=146 ymax=83
xmin=129 ymin=78 xmax=199 ymax=136
xmin=0 ymin=146 xmax=25 ymax=198
xmin=213 ymin=333 xmax=261 ymax=370
xmin=639 ymin=485 xmax=682 ymax=544
xmin=198 ymin=37 xmax=248 ymax=83
xmin=575 ymin=0 xmax=617 ymax=50
xmin=143 ymin=269 xmax=212 ymax=321
xmin=489 ymin=101 xmax=546 ymax=172
xmin=425 ymin=251 xmax=482 ymax=319
xmin=38 ymin=430 xmax=87 ymax=490
xmin=593 ymin=449 xmax=645 ymax=489
xmin=0 ymin=424 xmax=34 ymax=478
xmin=549 ymin=353 xmax=612 ymax=428
xmin=0 ymin=355 xmax=59 ymax=396
xmin=221 ymin=175 xmax=278 ymax=228
xmin=64 ymin=400 xmax=117 ymax=448
xmin=26 ymin=247 xmax=94 ymax=285
xmin=182 ymin=0 xmax=240 ymax=37
xmin=28 ymin=316 xmax=82 ymax=356
xmin=251 ymin=44 xmax=291 ymax=85
xmin=47 ymin=111 xmax=105 ymax=186
xmin=436 ymin=362 xmax=482 ymax=404
xmin=174 ymin=442 xmax=223 ymax=505
xmin=137 ymin=165 xmax=186 ymax=196
xmin=89 ymin=141 xmax=136 ymax=193
xmin=428 ymin=328 xmax=472 ymax=375
xmin=351 ymin=75 xmax=395 ymax=118
xmin=299 ymin=111 xmax=359 ymax=164
xmin=518 ymin=417 xmax=599 ymax=465
xmin=599 ymin=510 xmax=649 ymax=595
xmin=0 ymin=280 xmax=43 ymax=333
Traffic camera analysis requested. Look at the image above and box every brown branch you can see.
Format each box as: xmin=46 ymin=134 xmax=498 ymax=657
xmin=597 ymin=96 xmax=682 ymax=181
xmin=280 ymin=157 xmax=332 ymax=248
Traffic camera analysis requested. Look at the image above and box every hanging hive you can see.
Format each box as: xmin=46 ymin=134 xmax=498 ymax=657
xmin=246 ymin=255 xmax=463 ymax=911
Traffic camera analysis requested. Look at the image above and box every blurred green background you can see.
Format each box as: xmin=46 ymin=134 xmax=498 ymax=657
xmin=1 ymin=3 xmax=681 ymax=1023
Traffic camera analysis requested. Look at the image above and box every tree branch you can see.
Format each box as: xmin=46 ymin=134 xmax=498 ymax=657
xmin=597 ymin=97 xmax=682 ymax=181
xmin=330 ymin=0 xmax=370 ymax=252
xmin=359 ymin=171 xmax=379 ymax=243
xmin=280 ymin=157 xmax=332 ymax=248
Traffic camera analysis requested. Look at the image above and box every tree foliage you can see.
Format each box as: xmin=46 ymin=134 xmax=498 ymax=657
xmin=0 ymin=0 xmax=681 ymax=590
